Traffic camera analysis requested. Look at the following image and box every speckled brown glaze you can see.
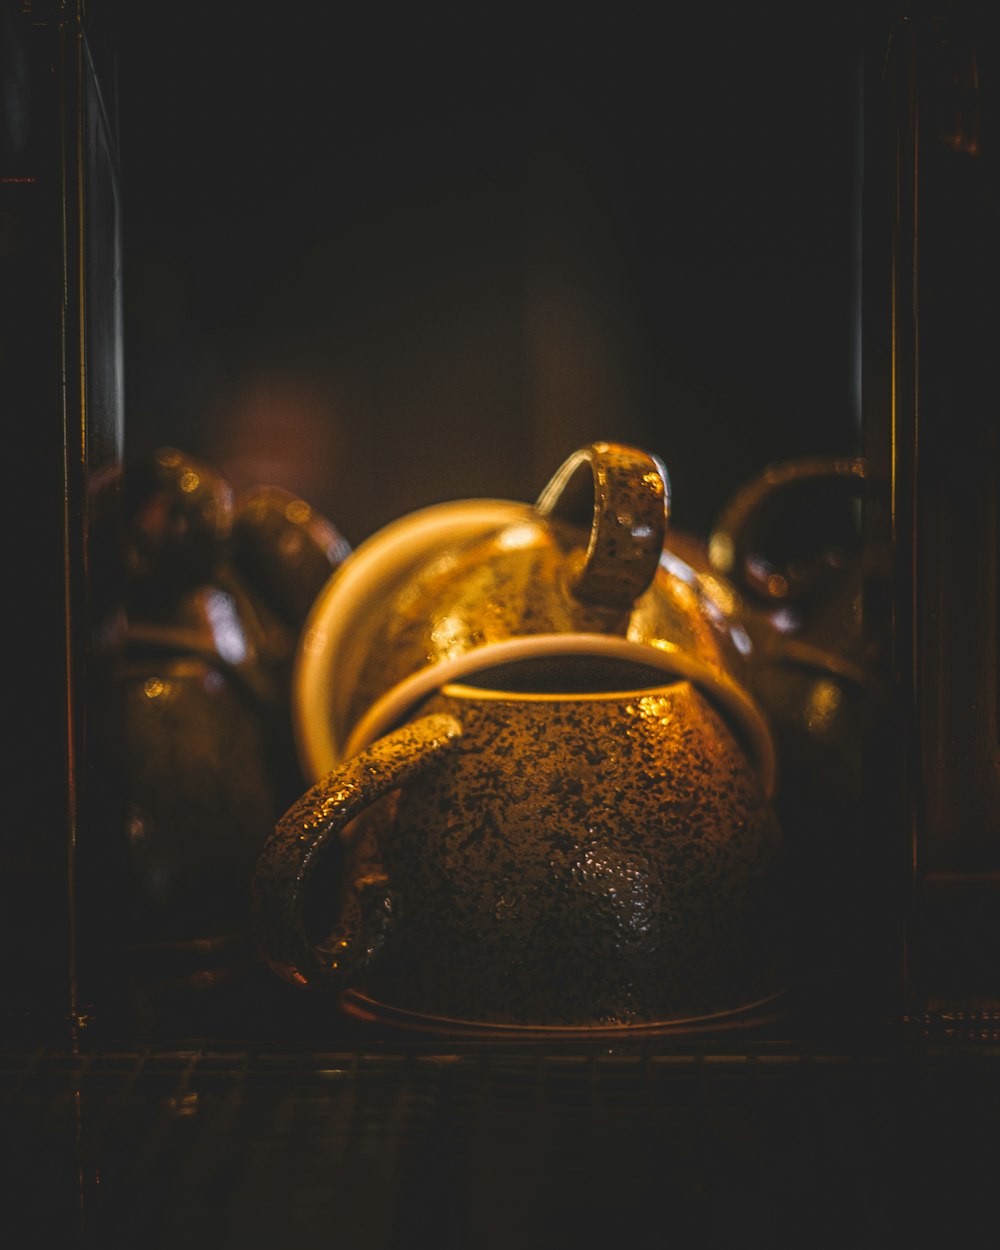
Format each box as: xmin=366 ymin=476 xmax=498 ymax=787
xmin=346 ymin=515 xmax=629 ymax=732
xmin=251 ymin=714 xmax=462 ymax=988
xmin=252 ymin=681 xmax=787 ymax=1028
xmin=345 ymin=441 xmax=754 ymax=748
xmin=534 ymin=441 xmax=668 ymax=607
xmin=346 ymin=441 xmax=671 ymax=731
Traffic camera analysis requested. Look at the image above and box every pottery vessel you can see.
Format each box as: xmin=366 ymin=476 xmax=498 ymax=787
xmin=231 ymin=484 xmax=352 ymax=628
xmin=706 ymin=455 xmax=880 ymax=800
xmin=252 ymin=666 xmax=788 ymax=1032
xmin=295 ymin=441 xmax=775 ymax=791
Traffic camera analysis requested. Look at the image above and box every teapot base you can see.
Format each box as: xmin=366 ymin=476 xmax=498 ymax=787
xmin=337 ymin=985 xmax=792 ymax=1041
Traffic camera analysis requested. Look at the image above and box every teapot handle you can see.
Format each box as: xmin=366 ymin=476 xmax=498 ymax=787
xmin=535 ymin=441 xmax=669 ymax=609
xmin=708 ymin=456 xmax=865 ymax=604
xmin=251 ymin=714 xmax=462 ymax=989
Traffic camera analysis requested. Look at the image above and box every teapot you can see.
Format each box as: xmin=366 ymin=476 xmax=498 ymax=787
xmin=295 ymin=441 xmax=775 ymax=793
xmin=253 ymin=664 xmax=788 ymax=1035
xmin=253 ymin=441 xmax=789 ymax=1035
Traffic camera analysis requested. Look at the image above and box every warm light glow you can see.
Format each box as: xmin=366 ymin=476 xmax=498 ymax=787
xmin=766 ymin=573 xmax=789 ymax=598
xmin=167 ymin=1093 xmax=199 ymax=1117
xmin=319 ymin=787 xmax=359 ymax=818
xmin=805 ymin=679 xmax=842 ymax=733
xmin=431 ymin=611 xmax=475 ymax=659
xmin=496 ymin=522 xmax=541 ymax=551
xmin=285 ymin=499 xmax=312 ymax=524
xmin=643 ymin=638 xmax=681 ymax=654
xmin=698 ymin=573 xmax=736 ymax=618
xmin=127 ymin=811 xmax=146 ymax=844
xmin=708 ymin=531 xmax=734 ymax=573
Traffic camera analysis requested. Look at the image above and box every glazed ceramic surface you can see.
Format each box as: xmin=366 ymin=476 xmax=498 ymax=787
xmin=294 ymin=496 xmax=531 ymax=777
xmin=123 ymin=447 xmax=235 ymax=603
xmin=252 ymin=674 xmax=788 ymax=1030
xmin=294 ymin=441 xmax=774 ymax=790
xmin=121 ymin=654 xmax=283 ymax=942
xmin=119 ymin=447 xmax=348 ymax=954
xmin=231 ymin=484 xmax=352 ymax=628
xmin=706 ymin=455 xmax=881 ymax=801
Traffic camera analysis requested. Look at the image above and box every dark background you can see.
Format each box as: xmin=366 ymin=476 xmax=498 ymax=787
xmin=104 ymin=2 xmax=868 ymax=546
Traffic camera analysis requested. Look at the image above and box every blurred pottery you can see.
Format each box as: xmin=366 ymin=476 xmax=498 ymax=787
xmin=706 ymin=455 xmax=878 ymax=801
xmin=121 ymin=654 xmax=284 ymax=943
xmin=231 ymin=484 xmax=352 ymax=628
xmin=123 ymin=447 xmax=235 ymax=608
xmin=118 ymin=449 xmax=351 ymax=967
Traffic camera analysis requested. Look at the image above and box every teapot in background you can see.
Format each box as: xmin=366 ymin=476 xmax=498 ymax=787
xmin=116 ymin=448 xmax=350 ymax=1010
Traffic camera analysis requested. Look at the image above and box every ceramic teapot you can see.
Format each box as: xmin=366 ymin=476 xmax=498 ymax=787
xmin=294 ymin=441 xmax=775 ymax=793
xmin=253 ymin=660 xmax=788 ymax=1035
xmin=706 ymin=455 xmax=877 ymax=800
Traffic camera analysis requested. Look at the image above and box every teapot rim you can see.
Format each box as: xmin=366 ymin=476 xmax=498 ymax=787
xmin=334 ymin=632 xmax=775 ymax=794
